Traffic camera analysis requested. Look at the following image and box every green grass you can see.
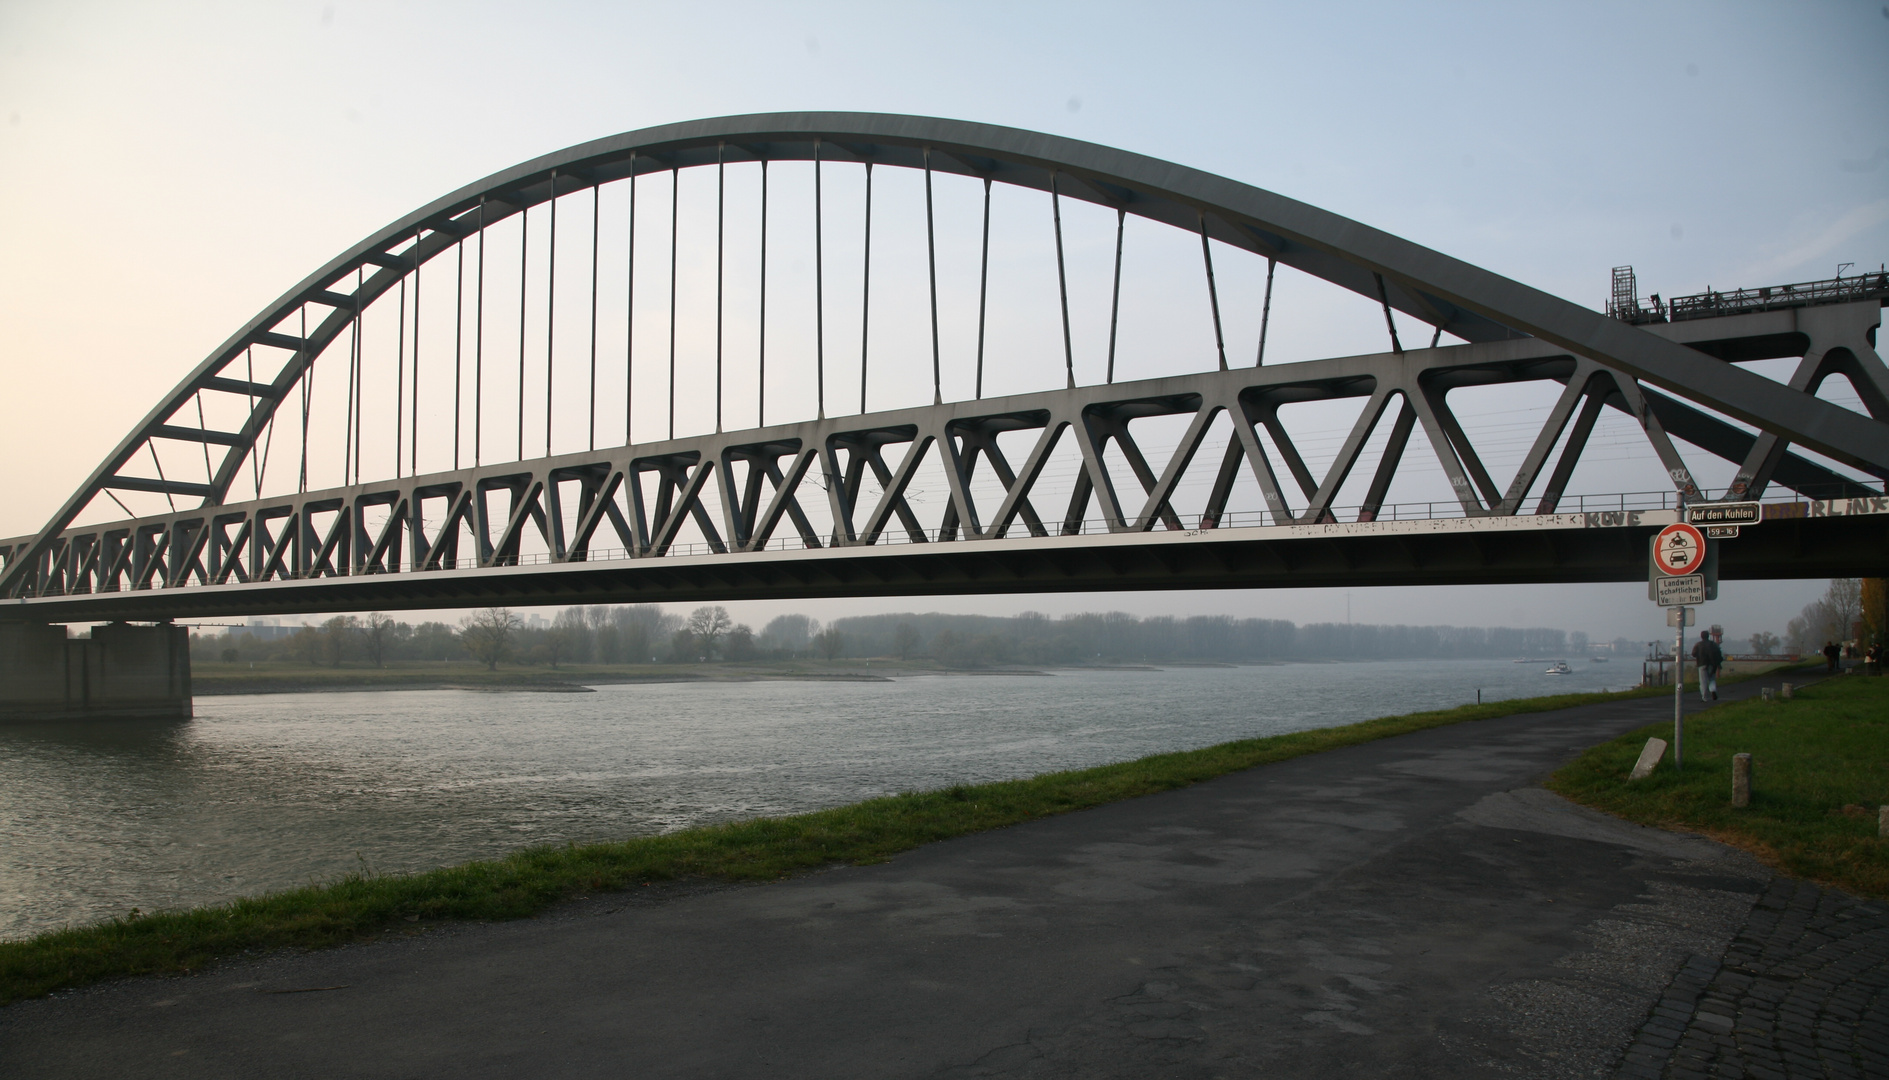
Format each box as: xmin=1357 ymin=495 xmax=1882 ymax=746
xmin=0 ymin=683 xmax=1665 ymax=1004
xmin=1549 ymin=676 xmax=1889 ymax=900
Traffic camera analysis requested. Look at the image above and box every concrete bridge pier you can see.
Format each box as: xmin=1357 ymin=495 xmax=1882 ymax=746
xmin=0 ymin=621 xmax=191 ymax=721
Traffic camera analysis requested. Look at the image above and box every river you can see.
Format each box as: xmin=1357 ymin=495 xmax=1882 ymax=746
xmin=0 ymin=658 xmax=1633 ymax=940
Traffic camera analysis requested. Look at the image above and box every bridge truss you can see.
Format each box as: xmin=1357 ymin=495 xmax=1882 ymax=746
xmin=2 ymin=114 xmax=1885 ymax=622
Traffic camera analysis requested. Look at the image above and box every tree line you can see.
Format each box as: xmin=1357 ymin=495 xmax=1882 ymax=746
xmin=1778 ymin=577 xmax=1882 ymax=655
xmin=191 ymin=604 xmax=1592 ymax=668
xmin=821 ymin=611 xmax=1578 ymax=665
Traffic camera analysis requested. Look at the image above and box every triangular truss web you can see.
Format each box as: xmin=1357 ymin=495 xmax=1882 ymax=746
xmin=9 ymin=116 xmax=1887 ymax=611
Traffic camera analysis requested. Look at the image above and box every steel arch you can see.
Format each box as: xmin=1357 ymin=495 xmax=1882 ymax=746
xmin=5 ymin=112 xmax=1887 ymax=602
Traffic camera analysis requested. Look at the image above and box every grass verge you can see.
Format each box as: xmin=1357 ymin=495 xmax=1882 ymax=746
xmin=1549 ymin=676 xmax=1889 ymax=900
xmin=2 ymin=684 xmax=1665 ymax=1004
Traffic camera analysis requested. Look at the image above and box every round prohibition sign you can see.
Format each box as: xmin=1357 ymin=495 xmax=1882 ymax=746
xmin=1654 ymin=522 xmax=1707 ymax=575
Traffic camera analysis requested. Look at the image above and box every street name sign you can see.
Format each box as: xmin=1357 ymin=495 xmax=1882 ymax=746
xmin=1686 ymin=502 xmax=1761 ymax=526
xmin=1655 ymin=575 xmax=1706 ymax=606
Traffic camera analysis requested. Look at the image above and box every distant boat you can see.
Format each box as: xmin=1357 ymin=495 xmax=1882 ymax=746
xmin=1590 ymin=656 xmax=1609 ymax=663
xmin=1545 ymin=661 xmax=1573 ymax=675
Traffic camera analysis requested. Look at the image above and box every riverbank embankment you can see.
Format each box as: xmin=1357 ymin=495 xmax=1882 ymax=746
xmin=5 ymin=671 xmax=1849 ymax=1077
xmin=2 ymin=685 xmax=1663 ymax=1002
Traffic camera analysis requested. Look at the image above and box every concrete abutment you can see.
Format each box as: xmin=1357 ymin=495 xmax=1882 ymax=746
xmin=0 ymin=622 xmax=191 ymax=721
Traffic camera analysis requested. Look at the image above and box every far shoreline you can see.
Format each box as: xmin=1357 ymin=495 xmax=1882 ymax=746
xmin=184 ymin=653 xmax=1727 ymax=697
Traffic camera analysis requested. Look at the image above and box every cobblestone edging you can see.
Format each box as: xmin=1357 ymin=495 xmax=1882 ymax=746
xmin=1615 ymin=878 xmax=1889 ymax=1079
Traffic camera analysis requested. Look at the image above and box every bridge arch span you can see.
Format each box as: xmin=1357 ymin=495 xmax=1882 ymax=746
xmin=3 ymin=113 xmax=1884 ymax=614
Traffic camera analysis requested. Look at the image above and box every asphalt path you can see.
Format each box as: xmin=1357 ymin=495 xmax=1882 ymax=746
xmin=2 ymin=675 xmax=1802 ymax=1079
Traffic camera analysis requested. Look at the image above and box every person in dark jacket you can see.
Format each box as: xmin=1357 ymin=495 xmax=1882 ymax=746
xmin=1692 ymin=631 xmax=1723 ymax=702
xmin=1823 ymin=641 xmax=1841 ymax=673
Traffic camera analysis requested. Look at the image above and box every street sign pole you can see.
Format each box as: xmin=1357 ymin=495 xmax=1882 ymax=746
xmin=1650 ymin=509 xmax=1715 ymax=772
xmin=1673 ymin=605 xmax=1685 ymax=770
xmin=1677 ymin=490 xmax=1686 ymax=770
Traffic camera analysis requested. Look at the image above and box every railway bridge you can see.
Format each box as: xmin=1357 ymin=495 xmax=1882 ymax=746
xmin=1 ymin=113 xmax=1884 ymax=715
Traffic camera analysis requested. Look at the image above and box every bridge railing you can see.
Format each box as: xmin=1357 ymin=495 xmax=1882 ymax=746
xmin=1610 ymin=269 xmax=1889 ymax=325
xmin=423 ymin=490 xmax=1695 ymax=567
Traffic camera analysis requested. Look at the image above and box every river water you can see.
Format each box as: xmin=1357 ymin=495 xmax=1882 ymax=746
xmin=0 ymin=658 xmax=1632 ymax=940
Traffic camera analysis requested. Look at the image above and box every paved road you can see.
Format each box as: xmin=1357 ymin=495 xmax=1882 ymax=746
xmin=0 ymin=679 xmax=1813 ymax=1078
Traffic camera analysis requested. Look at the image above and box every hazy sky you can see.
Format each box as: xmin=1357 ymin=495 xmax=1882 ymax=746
xmin=2 ymin=1 xmax=1884 ymax=643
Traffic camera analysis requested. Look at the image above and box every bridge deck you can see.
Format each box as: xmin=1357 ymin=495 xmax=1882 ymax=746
xmin=6 ymin=496 xmax=1883 ymax=623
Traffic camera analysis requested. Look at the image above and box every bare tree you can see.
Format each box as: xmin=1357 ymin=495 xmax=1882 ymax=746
xmin=586 ymin=606 xmax=619 ymax=663
xmin=545 ymin=626 xmax=573 ymax=668
xmin=361 ymin=612 xmax=395 ymax=668
xmin=289 ymin=624 xmax=323 ymax=666
xmin=669 ymin=628 xmax=698 ymax=662
xmin=1824 ymin=578 xmax=1862 ymax=643
xmin=1786 ymin=614 xmax=1812 ymax=654
xmin=552 ymin=607 xmax=590 ymax=666
xmin=724 ymin=624 xmax=757 ymax=661
xmin=320 ymin=615 xmax=358 ymax=668
xmin=1748 ymin=631 xmax=1779 ymax=655
xmin=759 ymin=613 xmax=818 ymax=654
xmin=460 ymin=607 xmax=521 ymax=671
xmin=1791 ymin=579 xmax=1864 ymax=654
xmin=687 ymin=606 xmax=733 ymax=659
xmin=814 ymin=627 xmax=845 ymax=662
xmin=615 ymin=604 xmax=675 ymax=663
xmin=893 ymin=622 xmax=920 ymax=660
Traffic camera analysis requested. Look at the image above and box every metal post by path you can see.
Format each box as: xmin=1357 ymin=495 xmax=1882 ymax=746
xmin=1673 ymin=605 xmax=1685 ymax=769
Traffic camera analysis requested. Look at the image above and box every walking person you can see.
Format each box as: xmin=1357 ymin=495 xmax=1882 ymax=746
xmin=1822 ymin=640 xmax=1841 ymax=673
xmin=1692 ymin=630 xmax=1722 ymax=702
